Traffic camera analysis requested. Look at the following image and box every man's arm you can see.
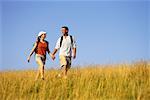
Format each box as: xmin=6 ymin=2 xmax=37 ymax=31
xmin=72 ymin=36 xmax=77 ymax=59
xmin=52 ymin=49 xmax=58 ymax=56
xmin=52 ymin=37 xmax=60 ymax=58
xmin=72 ymin=48 xmax=76 ymax=59
xmin=50 ymin=49 xmax=58 ymax=60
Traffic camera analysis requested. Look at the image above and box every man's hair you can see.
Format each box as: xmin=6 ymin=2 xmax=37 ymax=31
xmin=61 ymin=26 xmax=69 ymax=31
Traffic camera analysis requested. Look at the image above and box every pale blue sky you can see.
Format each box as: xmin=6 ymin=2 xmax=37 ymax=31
xmin=0 ymin=0 xmax=149 ymax=70
xmin=148 ymin=1 xmax=150 ymax=58
xmin=0 ymin=2 xmax=2 ymax=69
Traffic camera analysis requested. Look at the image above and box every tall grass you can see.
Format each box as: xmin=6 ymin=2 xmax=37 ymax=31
xmin=0 ymin=62 xmax=150 ymax=100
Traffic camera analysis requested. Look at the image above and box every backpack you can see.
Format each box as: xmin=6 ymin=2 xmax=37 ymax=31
xmin=60 ymin=35 xmax=73 ymax=48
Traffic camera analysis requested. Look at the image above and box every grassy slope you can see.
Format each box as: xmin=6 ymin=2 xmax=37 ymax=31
xmin=0 ymin=62 xmax=150 ymax=100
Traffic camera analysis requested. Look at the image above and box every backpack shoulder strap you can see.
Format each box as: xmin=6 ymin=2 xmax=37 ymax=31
xmin=34 ymin=41 xmax=39 ymax=53
xmin=60 ymin=36 xmax=63 ymax=48
xmin=45 ymin=40 xmax=49 ymax=51
xmin=60 ymin=35 xmax=73 ymax=48
xmin=70 ymin=35 xmax=73 ymax=46
xmin=45 ymin=40 xmax=49 ymax=45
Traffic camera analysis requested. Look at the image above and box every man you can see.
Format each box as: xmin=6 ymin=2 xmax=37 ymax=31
xmin=52 ymin=26 xmax=77 ymax=79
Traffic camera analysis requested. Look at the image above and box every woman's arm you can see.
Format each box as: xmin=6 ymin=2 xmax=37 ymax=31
xmin=47 ymin=42 xmax=55 ymax=60
xmin=27 ymin=42 xmax=37 ymax=62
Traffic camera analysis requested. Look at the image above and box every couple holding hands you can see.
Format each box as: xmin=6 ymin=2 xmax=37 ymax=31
xmin=27 ymin=26 xmax=77 ymax=80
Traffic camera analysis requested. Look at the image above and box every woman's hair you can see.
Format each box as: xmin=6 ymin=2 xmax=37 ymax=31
xmin=36 ymin=36 xmax=41 ymax=43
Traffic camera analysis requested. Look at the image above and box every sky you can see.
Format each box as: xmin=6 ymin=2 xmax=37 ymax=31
xmin=148 ymin=2 xmax=150 ymax=58
xmin=0 ymin=0 xmax=149 ymax=70
xmin=0 ymin=2 xmax=1 ymax=65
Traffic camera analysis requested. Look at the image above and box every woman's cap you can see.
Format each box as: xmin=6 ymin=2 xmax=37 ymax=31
xmin=38 ymin=31 xmax=47 ymax=37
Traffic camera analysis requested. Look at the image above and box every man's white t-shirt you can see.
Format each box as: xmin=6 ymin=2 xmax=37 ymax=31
xmin=55 ymin=35 xmax=77 ymax=57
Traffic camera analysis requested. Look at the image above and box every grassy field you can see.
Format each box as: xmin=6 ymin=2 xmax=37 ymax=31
xmin=0 ymin=62 xmax=150 ymax=100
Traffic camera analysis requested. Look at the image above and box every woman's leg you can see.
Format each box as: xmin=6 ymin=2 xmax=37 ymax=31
xmin=35 ymin=67 xmax=40 ymax=81
xmin=41 ymin=57 xmax=46 ymax=80
xmin=39 ymin=61 xmax=44 ymax=79
xmin=36 ymin=56 xmax=45 ymax=80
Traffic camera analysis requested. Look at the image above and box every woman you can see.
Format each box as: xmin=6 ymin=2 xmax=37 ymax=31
xmin=27 ymin=31 xmax=55 ymax=80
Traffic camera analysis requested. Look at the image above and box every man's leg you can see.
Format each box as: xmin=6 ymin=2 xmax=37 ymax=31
xmin=63 ymin=65 xmax=67 ymax=77
xmin=62 ymin=57 xmax=71 ymax=78
xmin=65 ymin=57 xmax=71 ymax=78
xmin=59 ymin=56 xmax=67 ymax=78
xmin=58 ymin=65 xmax=67 ymax=78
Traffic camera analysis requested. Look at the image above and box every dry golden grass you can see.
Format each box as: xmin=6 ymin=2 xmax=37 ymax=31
xmin=0 ymin=62 xmax=150 ymax=100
